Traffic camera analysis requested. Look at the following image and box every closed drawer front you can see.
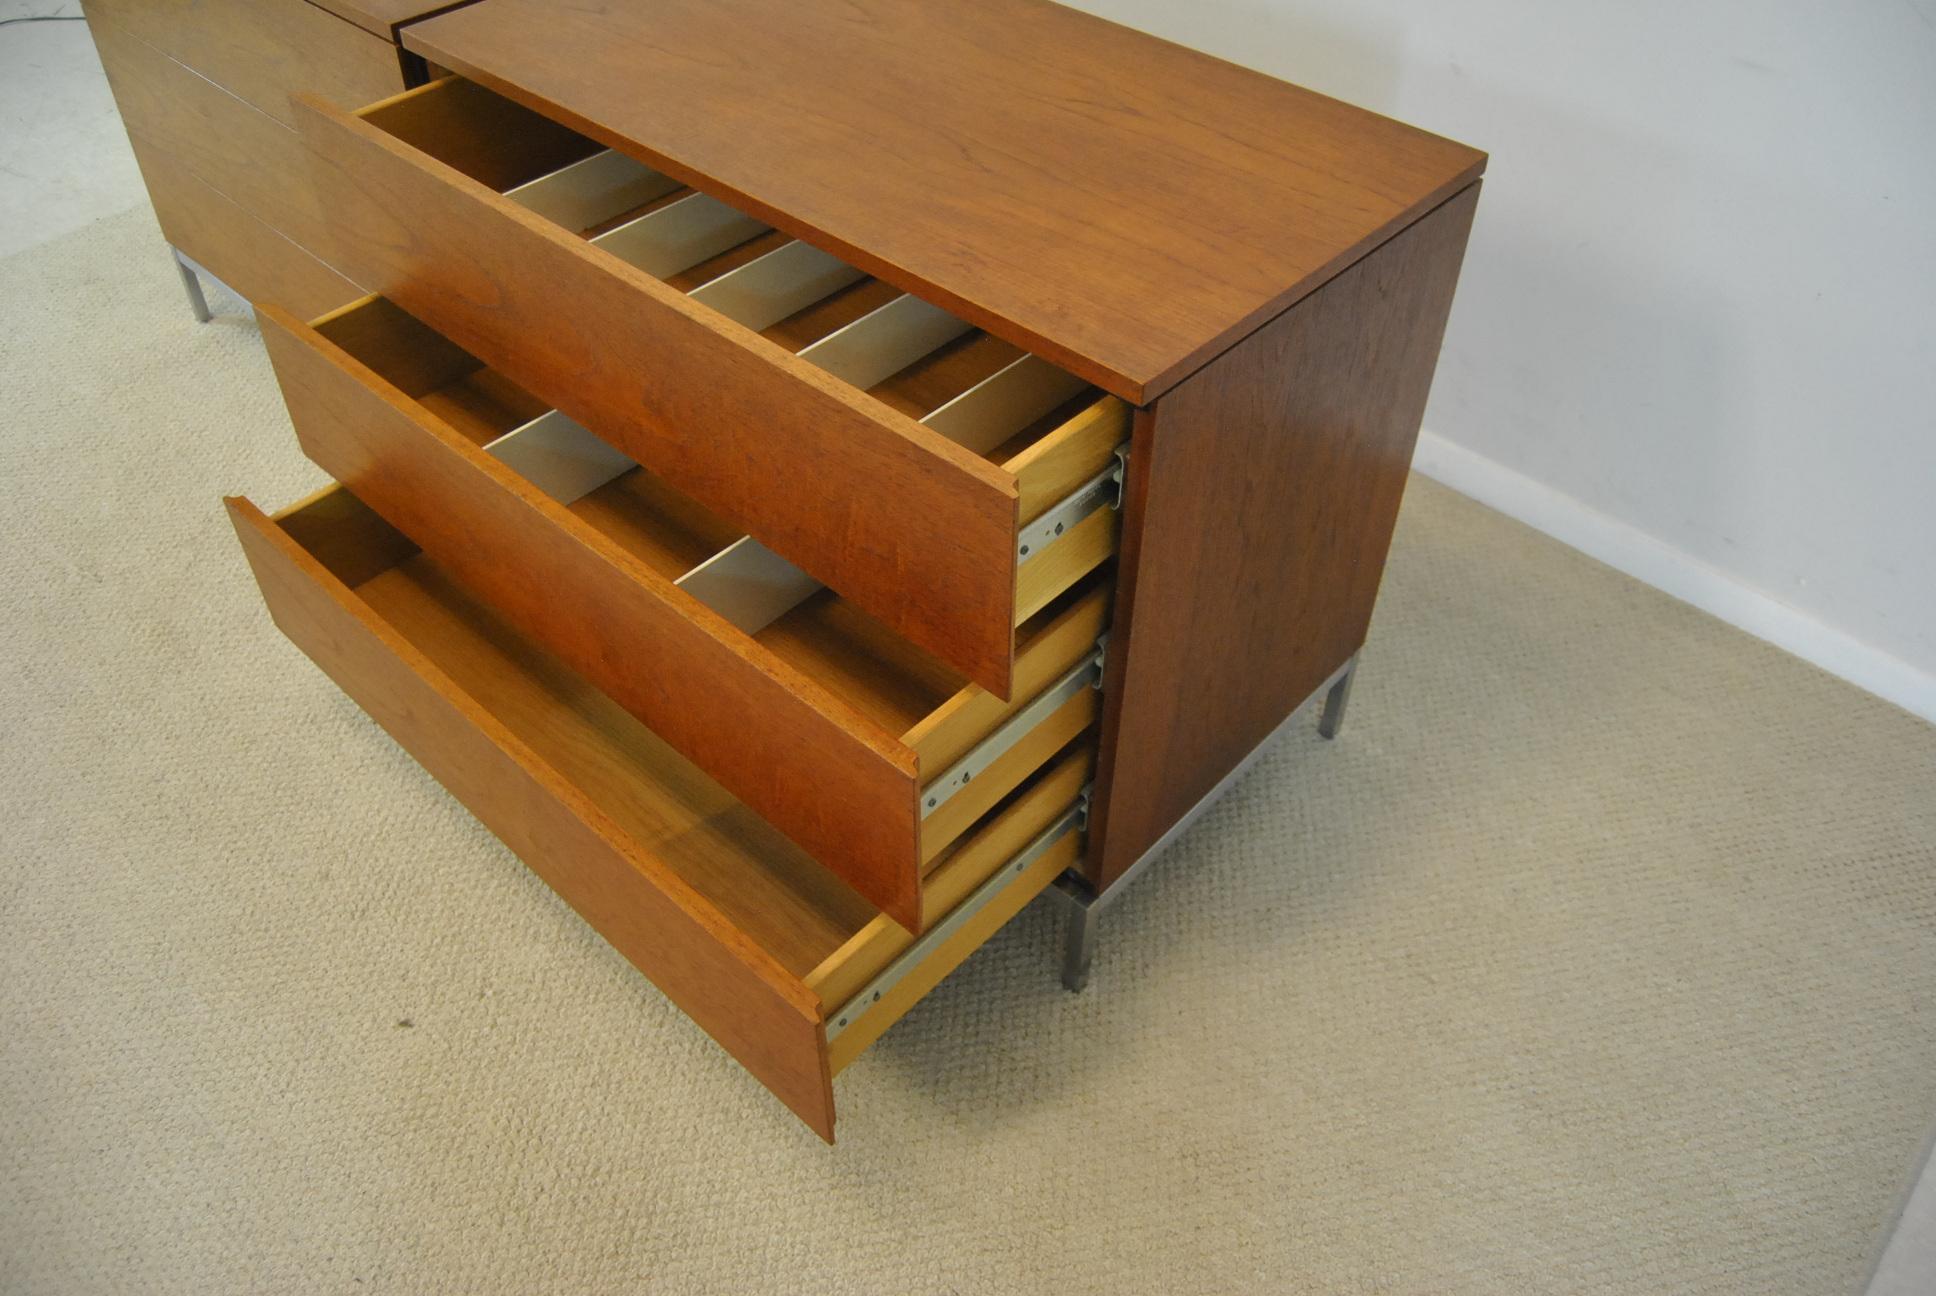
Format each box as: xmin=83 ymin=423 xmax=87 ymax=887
xmin=258 ymin=296 xmax=1112 ymax=930
xmin=293 ymin=76 xmax=1131 ymax=698
xmin=126 ymin=135 xmax=360 ymax=321
xmin=82 ymin=0 xmax=405 ymax=128
xmin=227 ymin=488 xmax=1092 ymax=1140
xmin=88 ymin=14 xmax=335 ymax=256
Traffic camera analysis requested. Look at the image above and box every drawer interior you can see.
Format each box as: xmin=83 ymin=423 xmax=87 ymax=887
xmin=263 ymin=486 xmax=1090 ymax=1069
xmin=358 ymin=78 xmax=1130 ymax=542
xmin=309 ymin=298 xmax=1113 ymax=866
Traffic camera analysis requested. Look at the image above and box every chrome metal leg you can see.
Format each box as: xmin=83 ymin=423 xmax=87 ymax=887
xmin=1045 ymin=654 xmax=1361 ymax=991
xmin=172 ymin=247 xmax=212 ymax=324
xmin=1317 ymin=655 xmax=1358 ymax=740
xmin=1057 ymin=883 xmax=1099 ymax=993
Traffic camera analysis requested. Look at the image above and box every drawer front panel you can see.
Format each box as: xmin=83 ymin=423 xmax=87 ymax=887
xmin=90 ymin=16 xmax=336 ymax=257
xmin=82 ymin=0 xmax=405 ymax=128
xmin=257 ymin=304 xmax=928 ymax=930
xmin=225 ymin=493 xmax=839 ymax=1139
xmin=293 ymin=91 xmax=1026 ymax=697
xmin=130 ymin=137 xmax=360 ymax=319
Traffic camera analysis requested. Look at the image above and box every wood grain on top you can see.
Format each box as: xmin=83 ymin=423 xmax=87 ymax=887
xmin=307 ymin=0 xmax=478 ymax=41
xmin=401 ymin=0 xmax=1486 ymax=402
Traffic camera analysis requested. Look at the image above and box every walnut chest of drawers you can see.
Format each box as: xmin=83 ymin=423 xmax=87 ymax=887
xmin=221 ymin=0 xmax=1485 ymax=1140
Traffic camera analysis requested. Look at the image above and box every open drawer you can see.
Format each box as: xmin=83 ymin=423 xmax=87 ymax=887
xmin=258 ymin=296 xmax=1115 ymax=930
xmin=291 ymin=76 xmax=1132 ymax=698
xmin=228 ymin=486 xmax=1093 ymax=1141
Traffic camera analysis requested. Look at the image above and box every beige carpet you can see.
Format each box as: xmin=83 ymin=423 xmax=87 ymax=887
xmin=3 ymin=206 xmax=1934 ymax=1295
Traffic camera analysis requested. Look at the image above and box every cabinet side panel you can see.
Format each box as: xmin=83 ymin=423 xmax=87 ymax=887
xmin=1090 ymin=183 xmax=1480 ymax=890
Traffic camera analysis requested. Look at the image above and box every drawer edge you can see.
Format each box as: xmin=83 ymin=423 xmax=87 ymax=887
xmin=225 ymin=494 xmax=839 ymax=1140
xmin=292 ymin=89 xmax=1026 ymax=697
xmin=816 ymin=742 xmax=1094 ymax=1068
xmin=830 ymin=816 xmax=1081 ymax=1074
xmin=259 ymin=304 xmax=927 ymax=930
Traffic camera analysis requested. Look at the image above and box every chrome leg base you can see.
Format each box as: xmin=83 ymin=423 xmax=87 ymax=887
xmin=172 ymin=246 xmax=212 ymax=324
xmin=1044 ymin=652 xmax=1361 ymax=991
xmin=1051 ymin=876 xmax=1099 ymax=993
xmin=1317 ymin=654 xmax=1358 ymax=740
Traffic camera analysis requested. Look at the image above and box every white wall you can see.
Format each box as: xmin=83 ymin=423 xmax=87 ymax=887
xmin=1063 ymin=0 xmax=1936 ymax=720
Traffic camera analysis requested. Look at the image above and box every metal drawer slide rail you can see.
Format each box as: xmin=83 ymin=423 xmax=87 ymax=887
xmin=921 ymin=647 xmax=1107 ymax=817
xmin=920 ymin=643 xmax=1105 ymax=820
xmin=1017 ymin=449 xmax=1127 ymax=563
xmin=826 ymin=794 xmax=1088 ymax=1046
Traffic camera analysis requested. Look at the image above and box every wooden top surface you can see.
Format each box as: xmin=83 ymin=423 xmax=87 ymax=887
xmin=402 ymin=0 xmax=1486 ymax=403
xmin=307 ymin=0 xmax=478 ymax=40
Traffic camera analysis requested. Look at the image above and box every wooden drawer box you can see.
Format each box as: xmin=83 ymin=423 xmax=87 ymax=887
xmin=255 ymin=275 xmax=1121 ymax=924
xmin=230 ymin=489 xmax=1089 ymax=1139
xmin=289 ymin=77 xmax=1127 ymax=696
xmin=226 ymin=0 xmax=1486 ymax=1138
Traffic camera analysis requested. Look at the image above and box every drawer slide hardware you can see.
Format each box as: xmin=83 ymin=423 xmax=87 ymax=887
xmin=825 ymin=798 xmax=1087 ymax=1045
xmin=1016 ymin=446 xmax=1128 ymax=563
xmin=921 ymin=644 xmax=1104 ymax=820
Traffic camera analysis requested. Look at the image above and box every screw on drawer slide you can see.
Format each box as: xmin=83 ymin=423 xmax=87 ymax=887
xmin=1015 ymin=446 xmax=1128 ymax=564
xmin=825 ymin=790 xmax=1090 ymax=1045
xmin=920 ymin=644 xmax=1104 ymax=821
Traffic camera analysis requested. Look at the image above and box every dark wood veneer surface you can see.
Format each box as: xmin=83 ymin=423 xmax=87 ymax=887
xmin=402 ymin=0 xmax=1487 ymax=403
xmin=83 ymin=0 xmax=404 ymax=128
xmin=88 ymin=16 xmax=336 ymax=258
xmin=307 ymin=0 xmax=480 ymax=41
xmin=125 ymin=137 xmax=360 ymax=320
xmin=1090 ymin=183 xmax=1481 ymax=888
